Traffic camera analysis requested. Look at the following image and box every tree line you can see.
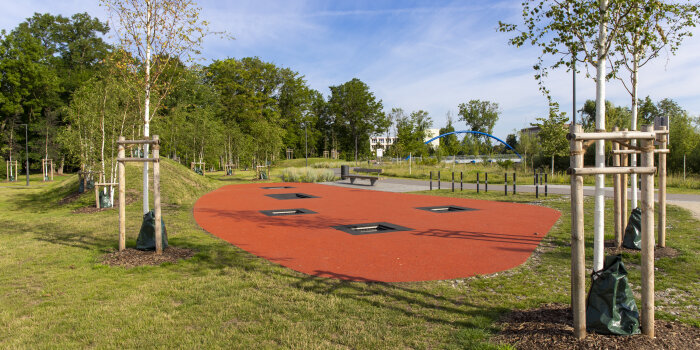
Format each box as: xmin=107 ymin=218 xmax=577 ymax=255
xmin=2 ymin=9 xmax=698 ymax=182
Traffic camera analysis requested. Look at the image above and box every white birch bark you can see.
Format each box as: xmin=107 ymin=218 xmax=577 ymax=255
xmin=630 ymin=53 xmax=639 ymax=209
xmin=593 ymin=0 xmax=608 ymax=273
xmin=142 ymin=1 xmax=152 ymax=215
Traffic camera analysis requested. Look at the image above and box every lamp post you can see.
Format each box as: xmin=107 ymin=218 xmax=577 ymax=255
xmin=20 ymin=124 xmax=29 ymax=186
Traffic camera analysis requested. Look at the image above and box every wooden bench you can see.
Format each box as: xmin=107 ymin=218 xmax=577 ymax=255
xmin=353 ymin=168 xmax=382 ymax=174
xmin=344 ymin=168 xmax=383 ymax=186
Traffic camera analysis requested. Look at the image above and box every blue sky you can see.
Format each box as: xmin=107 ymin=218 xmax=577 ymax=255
xmin=3 ymin=0 xmax=700 ymax=139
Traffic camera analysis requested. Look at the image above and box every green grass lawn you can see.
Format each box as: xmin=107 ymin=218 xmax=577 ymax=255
xmin=1 ymin=160 xmax=697 ymax=348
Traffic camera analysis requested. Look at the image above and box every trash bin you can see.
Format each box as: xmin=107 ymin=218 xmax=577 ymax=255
xmin=341 ymin=165 xmax=349 ymax=180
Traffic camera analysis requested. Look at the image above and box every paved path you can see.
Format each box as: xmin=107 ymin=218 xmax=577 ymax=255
xmin=322 ymin=168 xmax=700 ymax=219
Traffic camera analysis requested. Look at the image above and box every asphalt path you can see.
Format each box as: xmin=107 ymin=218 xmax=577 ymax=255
xmin=322 ymin=168 xmax=700 ymax=219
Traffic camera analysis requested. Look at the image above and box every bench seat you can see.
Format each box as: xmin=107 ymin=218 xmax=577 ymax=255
xmin=344 ymin=174 xmax=382 ymax=186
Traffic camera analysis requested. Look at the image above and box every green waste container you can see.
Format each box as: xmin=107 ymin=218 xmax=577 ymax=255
xmin=99 ymin=191 xmax=113 ymax=208
xmin=586 ymin=254 xmax=640 ymax=335
xmin=136 ymin=210 xmax=168 ymax=251
xmin=622 ymin=208 xmax=642 ymax=250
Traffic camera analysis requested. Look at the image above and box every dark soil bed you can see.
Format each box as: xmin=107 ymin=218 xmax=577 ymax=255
xmin=494 ymin=303 xmax=699 ymax=350
xmin=604 ymin=240 xmax=679 ymax=259
xmin=101 ymin=247 xmax=196 ymax=268
xmin=58 ymin=191 xmax=83 ymax=205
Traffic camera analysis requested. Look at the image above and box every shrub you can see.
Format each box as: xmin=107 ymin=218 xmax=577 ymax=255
xmin=281 ymin=168 xmax=336 ymax=182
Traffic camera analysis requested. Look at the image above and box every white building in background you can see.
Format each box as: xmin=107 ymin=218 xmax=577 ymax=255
xmin=424 ymin=128 xmax=440 ymax=148
xmin=370 ymin=128 xmax=442 ymax=156
xmin=370 ymin=136 xmax=397 ymax=153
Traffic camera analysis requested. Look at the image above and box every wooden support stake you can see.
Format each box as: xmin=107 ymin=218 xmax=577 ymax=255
xmin=95 ymin=182 xmax=100 ymax=209
xmin=568 ymin=166 xmax=656 ymax=175
xmin=658 ymin=126 xmax=667 ymax=247
xmin=153 ymin=135 xmax=162 ymax=255
xmin=611 ymin=149 xmax=669 ymax=154
xmin=569 ymin=130 xmax=656 ymax=141
xmin=640 ymin=125 xmax=655 ymax=338
xmin=118 ymin=137 xmax=126 ymax=251
xmin=570 ymin=124 xmax=586 ymax=340
xmin=613 ymin=127 xmax=622 ymax=247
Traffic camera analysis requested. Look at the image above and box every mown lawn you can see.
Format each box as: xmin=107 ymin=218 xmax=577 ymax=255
xmin=1 ymin=160 xmax=697 ymax=349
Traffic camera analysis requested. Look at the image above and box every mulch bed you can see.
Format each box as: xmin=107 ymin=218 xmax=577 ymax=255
xmin=494 ymin=303 xmax=700 ymax=350
xmin=604 ymin=240 xmax=679 ymax=259
xmin=101 ymin=247 xmax=197 ymax=268
xmin=58 ymin=191 xmax=83 ymax=205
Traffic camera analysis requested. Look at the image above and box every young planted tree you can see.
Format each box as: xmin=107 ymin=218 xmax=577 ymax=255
xmin=102 ymin=0 xmax=213 ymax=213
xmin=611 ymin=0 xmax=700 ymax=208
xmin=439 ymin=112 xmax=459 ymax=156
xmin=533 ymin=106 xmax=569 ymax=175
xmin=499 ymin=0 xmax=633 ymax=272
xmin=516 ymin=130 xmax=541 ymax=170
xmin=62 ymin=56 xmax=140 ymax=203
xmin=394 ymin=110 xmax=433 ymax=158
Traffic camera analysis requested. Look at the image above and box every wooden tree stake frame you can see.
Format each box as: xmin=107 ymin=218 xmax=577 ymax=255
xmin=611 ymin=126 xmax=668 ymax=247
xmin=42 ymin=159 xmax=54 ymax=181
xmin=78 ymin=169 xmax=102 ymax=189
xmin=117 ymin=135 xmax=163 ymax=254
xmin=256 ymin=165 xmax=270 ymax=180
xmin=190 ymin=161 xmax=206 ymax=176
xmin=94 ymin=182 xmax=119 ymax=209
xmin=223 ymin=163 xmax=235 ymax=176
xmin=568 ymin=124 xmax=657 ymax=339
xmin=6 ymin=160 xmax=19 ymax=182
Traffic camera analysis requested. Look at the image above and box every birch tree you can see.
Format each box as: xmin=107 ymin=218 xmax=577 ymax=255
xmin=611 ymin=0 xmax=700 ymax=208
xmin=499 ymin=0 xmax=633 ymax=272
xmin=533 ymin=105 xmax=569 ymax=176
xmin=101 ymin=0 xmax=213 ymax=213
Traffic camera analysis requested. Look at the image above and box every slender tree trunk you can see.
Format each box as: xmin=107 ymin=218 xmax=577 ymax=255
xmin=355 ymin=134 xmax=358 ymax=162
xmin=142 ymin=1 xmax=152 ymax=215
xmin=593 ymin=0 xmax=609 ymax=273
xmin=630 ymin=52 xmax=639 ymax=209
xmin=58 ymin=157 xmax=64 ymax=175
xmin=551 ymin=154 xmax=555 ymax=176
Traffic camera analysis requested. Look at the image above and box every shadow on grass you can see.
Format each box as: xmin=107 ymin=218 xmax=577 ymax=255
xmin=10 ymin=176 xmax=83 ymax=213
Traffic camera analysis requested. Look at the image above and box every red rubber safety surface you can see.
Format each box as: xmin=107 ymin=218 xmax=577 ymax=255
xmin=193 ymin=183 xmax=561 ymax=282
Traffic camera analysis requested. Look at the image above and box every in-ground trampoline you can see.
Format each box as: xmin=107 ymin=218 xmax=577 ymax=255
xmin=193 ymin=183 xmax=561 ymax=282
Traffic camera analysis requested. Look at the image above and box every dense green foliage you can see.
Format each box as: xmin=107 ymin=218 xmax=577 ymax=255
xmin=1 ymin=10 xmax=698 ymax=179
